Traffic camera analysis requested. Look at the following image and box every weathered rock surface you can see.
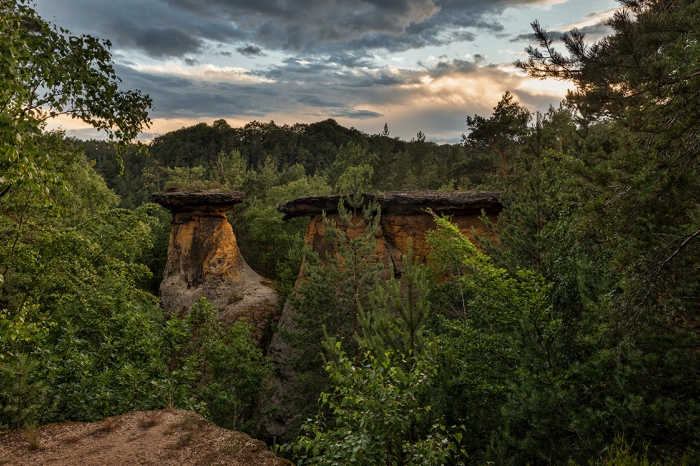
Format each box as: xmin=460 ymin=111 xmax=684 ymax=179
xmin=279 ymin=190 xmax=502 ymax=275
xmin=262 ymin=190 xmax=502 ymax=440
xmin=278 ymin=190 xmax=501 ymax=219
xmin=153 ymin=192 xmax=278 ymax=347
xmin=152 ymin=191 xmax=246 ymax=212
xmin=0 ymin=409 xmax=292 ymax=466
xmin=261 ymin=303 xmax=300 ymax=440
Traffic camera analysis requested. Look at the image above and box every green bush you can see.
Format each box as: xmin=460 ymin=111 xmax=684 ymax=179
xmin=165 ymin=297 xmax=274 ymax=432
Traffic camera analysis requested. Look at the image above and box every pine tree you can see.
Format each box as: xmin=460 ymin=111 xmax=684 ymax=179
xmin=503 ymin=2 xmax=700 ymax=457
xmin=288 ymin=244 xmax=454 ymax=466
xmin=464 ymin=91 xmax=531 ymax=184
xmin=476 ymin=105 xmax=577 ymax=274
xmin=354 ymin=241 xmax=431 ymax=370
xmin=0 ymin=354 xmax=46 ymax=429
xmin=279 ymin=179 xmax=383 ymax=437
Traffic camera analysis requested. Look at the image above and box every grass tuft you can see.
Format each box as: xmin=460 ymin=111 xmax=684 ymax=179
xmin=24 ymin=425 xmax=40 ymax=451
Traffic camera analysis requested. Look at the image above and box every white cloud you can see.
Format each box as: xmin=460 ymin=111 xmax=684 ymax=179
xmin=515 ymin=77 xmax=575 ymax=97
xmin=526 ymin=0 xmax=570 ymax=11
xmin=130 ymin=62 xmax=275 ymax=84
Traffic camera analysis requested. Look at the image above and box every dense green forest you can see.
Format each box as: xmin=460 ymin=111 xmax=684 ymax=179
xmin=80 ymin=116 xmax=479 ymax=296
xmin=2 ymin=0 xmax=700 ymax=464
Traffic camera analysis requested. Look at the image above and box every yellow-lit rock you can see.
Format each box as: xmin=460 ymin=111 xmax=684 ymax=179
xmin=153 ymin=192 xmax=279 ymax=347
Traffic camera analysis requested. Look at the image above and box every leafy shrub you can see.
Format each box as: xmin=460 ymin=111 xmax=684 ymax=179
xmin=288 ymin=347 xmax=454 ymax=466
xmin=165 ymin=298 xmax=274 ymax=432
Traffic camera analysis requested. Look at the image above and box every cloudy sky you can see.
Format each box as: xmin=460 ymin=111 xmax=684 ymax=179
xmin=35 ymin=0 xmax=619 ymax=143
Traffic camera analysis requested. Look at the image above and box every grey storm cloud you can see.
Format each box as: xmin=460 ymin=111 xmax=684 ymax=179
xmin=329 ymin=108 xmax=384 ymax=119
xmin=35 ymin=0 xmax=247 ymax=58
xmin=511 ymin=19 xmax=612 ymax=43
xmin=164 ymin=0 xmax=441 ymax=44
xmin=236 ymin=45 xmax=266 ymax=57
xmin=115 ymin=65 xmax=275 ymax=117
xmin=64 ymin=54 xmax=567 ymax=144
xmin=296 ymin=95 xmax=346 ymax=108
xmin=575 ymin=21 xmax=613 ymax=41
xmin=104 ymin=56 xmax=383 ymax=120
xmin=108 ymin=54 xmax=531 ymax=125
xmin=251 ymin=56 xmax=413 ymax=89
xmin=112 ymin=23 xmax=203 ymax=57
xmin=111 ymin=60 xmax=390 ymax=120
xmin=36 ymin=0 xmax=556 ymax=58
xmin=510 ymin=32 xmax=537 ymax=43
xmin=297 ymin=95 xmax=382 ymax=119
xmin=32 ymin=0 xmax=589 ymax=144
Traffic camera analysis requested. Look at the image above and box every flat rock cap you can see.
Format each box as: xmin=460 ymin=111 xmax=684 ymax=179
xmin=152 ymin=191 xmax=245 ymax=212
xmin=277 ymin=190 xmax=501 ymax=219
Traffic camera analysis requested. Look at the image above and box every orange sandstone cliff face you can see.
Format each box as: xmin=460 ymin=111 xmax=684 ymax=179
xmin=153 ymin=192 xmax=278 ymax=347
xmin=261 ymin=190 xmax=502 ymax=440
xmin=280 ymin=190 xmax=502 ymax=275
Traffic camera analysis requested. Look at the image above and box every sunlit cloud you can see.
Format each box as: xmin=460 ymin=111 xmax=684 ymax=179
xmin=45 ymin=114 xmax=98 ymax=133
xmin=563 ymin=8 xmax=617 ymax=30
xmin=130 ymin=62 xmax=275 ymax=84
xmin=47 ymin=60 xmax=573 ymax=145
xmin=515 ymin=77 xmax=575 ymax=96
xmin=524 ymin=0 xmax=569 ymax=10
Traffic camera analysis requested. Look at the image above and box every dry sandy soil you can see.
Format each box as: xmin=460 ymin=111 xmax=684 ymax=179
xmin=0 ymin=409 xmax=292 ymax=466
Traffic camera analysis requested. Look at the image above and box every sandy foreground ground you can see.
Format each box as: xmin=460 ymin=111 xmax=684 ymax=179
xmin=0 ymin=409 xmax=292 ymax=466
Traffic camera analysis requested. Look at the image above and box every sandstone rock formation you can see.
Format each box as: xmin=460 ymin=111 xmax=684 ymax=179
xmin=278 ymin=190 xmax=502 ymax=275
xmin=262 ymin=190 xmax=502 ymax=440
xmin=153 ymin=192 xmax=278 ymax=347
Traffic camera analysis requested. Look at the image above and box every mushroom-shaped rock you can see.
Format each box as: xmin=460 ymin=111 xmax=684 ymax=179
xmin=153 ymin=191 xmax=278 ymax=347
xmin=277 ymin=190 xmax=502 ymax=275
xmin=152 ymin=191 xmax=246 ymax=212
xmin=261 ymin=190 xmax=502 ymax=440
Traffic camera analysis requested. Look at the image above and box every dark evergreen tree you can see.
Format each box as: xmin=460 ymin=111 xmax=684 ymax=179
xmin=289 ymin=246 xmax=454 ymax=466
xmin=477 ymin=105 xmax=578 ymax=274
xmin=496 ymin=0 xmax=700 ymax=459
xmin=279 ymin=184 xmax=383 ymax=439
xmin=464 ymin=91 xmax=531 ymax=184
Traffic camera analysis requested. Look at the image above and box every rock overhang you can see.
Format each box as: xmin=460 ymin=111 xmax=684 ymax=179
xmin=277 ymin=190 xmax=502 ymax=219
xmin=152 ymin=191 xmax=245 ymax=213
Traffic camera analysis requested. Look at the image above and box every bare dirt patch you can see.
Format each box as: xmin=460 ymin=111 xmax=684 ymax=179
xmin=0 ymin=409 xmax=292 ymax=466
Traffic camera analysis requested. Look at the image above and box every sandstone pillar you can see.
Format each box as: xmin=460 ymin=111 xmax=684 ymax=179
xmin=153 ymin=192 xmax=278 ymax=346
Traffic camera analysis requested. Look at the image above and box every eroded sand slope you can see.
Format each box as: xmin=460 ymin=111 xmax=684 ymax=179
xmin=0 ymin=409 xmax=291 ymax=466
